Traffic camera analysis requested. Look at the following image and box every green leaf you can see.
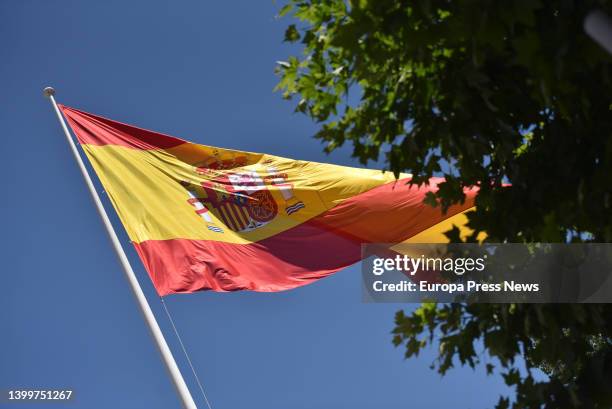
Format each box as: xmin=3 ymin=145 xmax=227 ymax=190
xmin=284 ymin=24 xmax=301 ymax=42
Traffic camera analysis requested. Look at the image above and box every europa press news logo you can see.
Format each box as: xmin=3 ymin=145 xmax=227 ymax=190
xmin=181 ymin=154 xmax=305 ymax=233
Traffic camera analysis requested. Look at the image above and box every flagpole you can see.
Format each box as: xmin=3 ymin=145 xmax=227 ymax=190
xmin=43 ymin=87 xmax=198 ymax=409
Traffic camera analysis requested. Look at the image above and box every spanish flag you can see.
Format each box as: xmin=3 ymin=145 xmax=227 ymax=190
xmin=60 ymin=105 xmax=476 ymax=295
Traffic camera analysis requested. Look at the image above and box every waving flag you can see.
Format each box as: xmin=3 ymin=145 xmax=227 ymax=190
xmin=60 ymin=105 xmax=476 ymax=295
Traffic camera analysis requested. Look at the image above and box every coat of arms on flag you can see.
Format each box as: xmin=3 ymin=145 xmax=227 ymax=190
xmin=181 ymin=154 xmax=306 ymax=233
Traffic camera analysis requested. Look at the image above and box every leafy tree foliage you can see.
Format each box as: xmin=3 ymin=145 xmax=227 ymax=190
xmin=276 ymin=1 xmax=612 ymax=407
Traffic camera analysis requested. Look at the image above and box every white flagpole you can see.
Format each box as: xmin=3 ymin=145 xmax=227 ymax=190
xmin=43 ymin=87 xmax=198 ymax=409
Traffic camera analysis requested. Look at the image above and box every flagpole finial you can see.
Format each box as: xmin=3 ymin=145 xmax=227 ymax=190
xmin=43 ymin=87 xmax=56 ymax=98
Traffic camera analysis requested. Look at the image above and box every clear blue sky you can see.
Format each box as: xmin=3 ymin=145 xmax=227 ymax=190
xmin=1 ymin=1 xmax=512 ymax=408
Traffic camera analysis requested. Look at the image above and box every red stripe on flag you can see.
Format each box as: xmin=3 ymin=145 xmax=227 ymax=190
xmin=59 ymin=105 xmax=186 ymax=149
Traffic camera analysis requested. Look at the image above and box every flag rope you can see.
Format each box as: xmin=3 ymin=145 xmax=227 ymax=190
xmin=160 ymin=298 xmax=214 ymax=409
